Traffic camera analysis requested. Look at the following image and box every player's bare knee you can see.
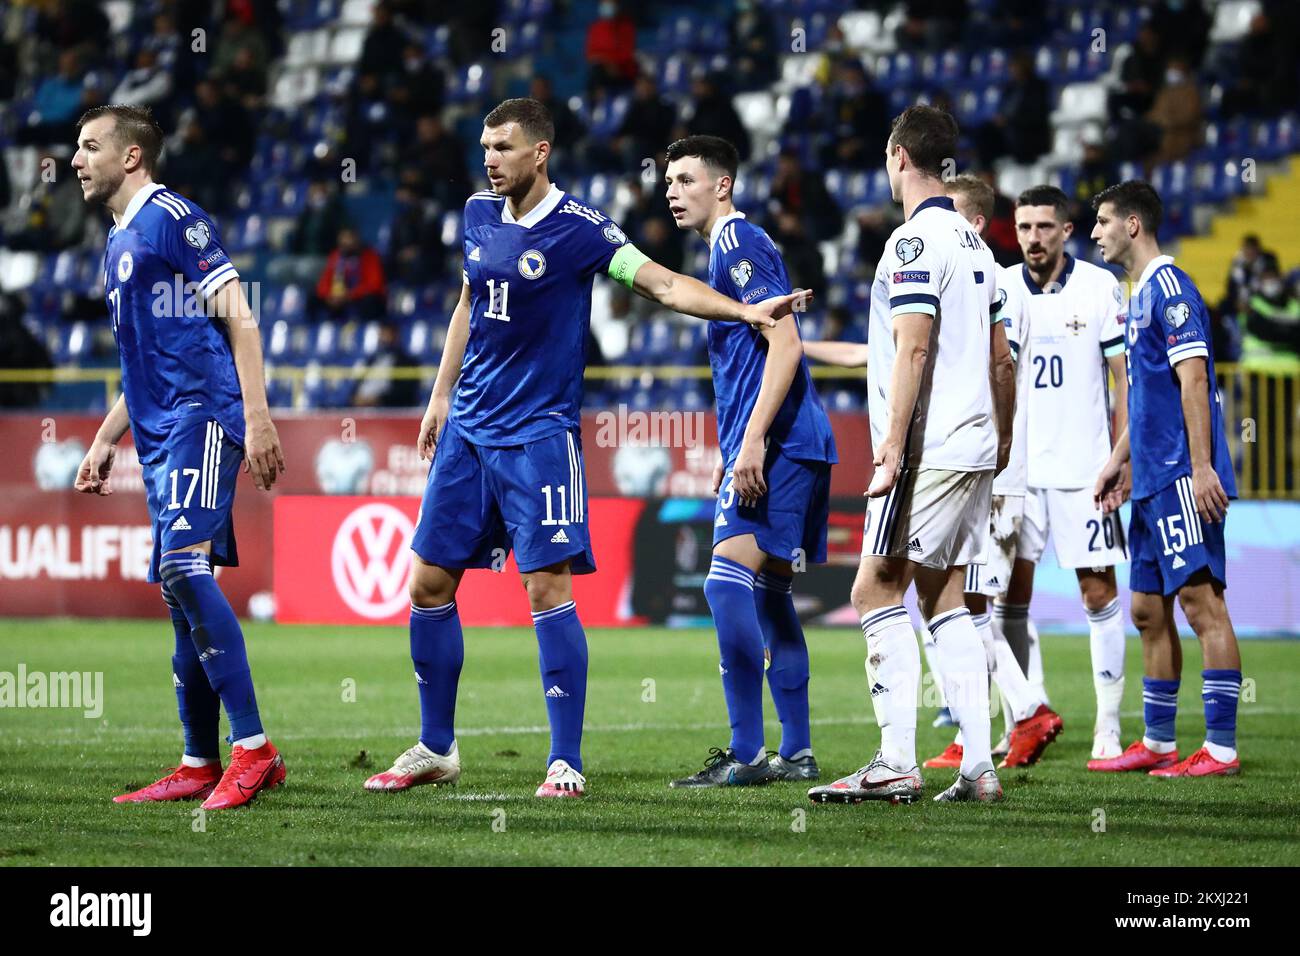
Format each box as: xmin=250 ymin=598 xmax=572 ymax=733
xmin=1130 ymin=596 xmax=1164 ymax=638
xmin=409 ymin=562 xmax=456 ymax=608
xmin=522 ymin=565 xmax=572 ymax=612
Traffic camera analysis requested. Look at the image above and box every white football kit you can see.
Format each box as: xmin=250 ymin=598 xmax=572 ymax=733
xmin=864 ymin=196 xmax=998 ymax=569
xmin=1018 ymin=254 xmax=1129 ymax=569
xmin=966 ymin=262 xmax=1031 ymax=597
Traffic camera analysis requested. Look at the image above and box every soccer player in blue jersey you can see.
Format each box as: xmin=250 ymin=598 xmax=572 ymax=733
xmin=362 ymin=99 xmax=807 ymax=799
xmin=1091 ymin=181 xmax=1243 ymax=777
xmin=659 ymin=135 xmax=837 ymax=787
xmin=71 ymin=105 xmax=287 ymax=809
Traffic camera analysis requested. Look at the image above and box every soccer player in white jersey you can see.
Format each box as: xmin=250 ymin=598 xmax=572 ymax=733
xmin=921 ymin=175 xmax=1063 ymax=771
xmin=1002 ymin=185 xmax=1132 ymax=763
xmin=807 ymin=107 xmax=1015 ymax=805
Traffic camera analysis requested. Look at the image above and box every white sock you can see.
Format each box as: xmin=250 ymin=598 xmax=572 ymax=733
xmin=993 ymin=637 xmax=1046 ymax=722
xmin=861 ymin=605 xmax=921 ymax=770
xmin=181 ymin=754 xmax=219 ymax=768
xmin=1087 ymin=598 xmax=1126 ymax=735
xmin=999 ymin=687 xmax=1013 ymax=739
xmin=929 ymin=607 xmax=992 ymax=775
xmin=972 ymin=612 xmax=996 ymax=676
xmin=233 ymin=733 xmax=267 ymax=750
xmin=1143 ymin=736 xmax=1177 ymax=754
xmin=1027 ymin=614 xmax=1048 ymax=704
xmin=921 ymin=626 xmax=948 ymax=708
xmin=1203 ymin=740 xmax=1237 ymax=763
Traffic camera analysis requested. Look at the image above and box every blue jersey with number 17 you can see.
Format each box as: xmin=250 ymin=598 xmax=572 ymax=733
xmin=102 ymin=183 xmax=245 ymax=465
xmin=453 ymin=184 xmax=633 ymax=446
xmin=1125 ymin=254 xmax=1236 ymax=501
xmin=705 ymin=213 xmax=837 ymax=466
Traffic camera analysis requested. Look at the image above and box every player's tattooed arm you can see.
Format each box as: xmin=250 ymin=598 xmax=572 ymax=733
xmin=420 ymin=282 xmax=472 ymax=460
xmin=800 ymin=340 xmax=870 ymax=368
xmin=625 ymin=258 xmax=809 ymax=329
xmin=74 ymin=394 xmax=131 ymax=496
xmin=213 ymin=279 xmax=286 ymax=491
xmin=989 ymin=318 xmax=1015 ymax=477
xmin=867 ymin=312 xmax=931 ymax=497
xmin=732 ymin=318 xmax=803 ymax=504
xmin=1175 ymin=356 xmax=1230 ymax=523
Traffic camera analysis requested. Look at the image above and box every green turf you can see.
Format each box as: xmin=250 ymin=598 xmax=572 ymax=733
xmin=0 ymin=619 xmax=1295 ymax=866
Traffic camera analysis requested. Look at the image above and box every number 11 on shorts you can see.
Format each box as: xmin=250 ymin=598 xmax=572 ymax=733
xmin=541 ymin=484 xmax=569 ymax=525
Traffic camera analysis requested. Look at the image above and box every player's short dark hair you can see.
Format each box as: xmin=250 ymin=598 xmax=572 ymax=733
xmin=1091 ymin=180 xmax=1163 ymax=234
xmin=1015 ymin=184 xmax=1070 ymax=221
xmin=77 ymin=104 xmax=164 ymax=173
xmin=887 ymin=105 xmax=958 ymax=179
xmin=946 ymin=173 xmax=994 ymax=221
xmin=665 ymin=135 xmax=739 ymax=184
xmin=483 ymin=97 xmax=555 ymax=145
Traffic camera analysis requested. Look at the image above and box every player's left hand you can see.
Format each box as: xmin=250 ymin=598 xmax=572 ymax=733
xmin=1192 ymin=465 xmax=1229 ymax=523
xmin=995 ymin=439 xmax=1011 ymax=478
xmin=866 ymin=441 xmax=901 ymax=498
xmin=1093 ymin=454 xmax=1127 ymax=514
xmin=732 ymin=439 xmax=767 ymax=506
xmin=243 ymin=411 xmax=286 ymax=491
xmin=742 ymin=289 xmax=814 ymax=329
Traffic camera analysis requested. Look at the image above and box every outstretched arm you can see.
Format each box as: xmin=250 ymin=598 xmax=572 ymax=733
xmin=801 ymin=339 xmax=870 ymax=368
xmin=627 ymin=258 xmax=808 ymax=328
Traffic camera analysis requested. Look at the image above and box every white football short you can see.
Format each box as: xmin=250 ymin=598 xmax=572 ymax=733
xmin=1019 ymin=485 xmax=1128 ymax=569
xmin=862 ymin=467 xmax=994 ymax=570
xmin=964 ymin=493 xmax=1024 ymax=597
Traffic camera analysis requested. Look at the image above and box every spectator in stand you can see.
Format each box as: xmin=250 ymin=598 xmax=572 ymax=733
xmin=975 ymin=50 xmax=1051 ymax=165
xmin=446 ymin=4 xmax=499 ymax=67
xmin=34 ymin=0 xmax=109 ymax=65
xmin=189 ymin=78 xmax=255 ymax=192
xmin=615 ymin=73 xmax=677 ymax=169
xmin=685 ymin=73 xmax=751 ymax=163
xmin=388 ymin=42 xmax=446 ymax=130
xmin=819 ymin=57 xmax=890 ymax=171
xmin=1109 ymin=25 xmax=1165 ymax=125
xmin=770 ymin=208 xmax=826 ymax=294
xmin=289 ymin=181 xmax=347 ymax=256
xmin=19 ymin=50 xmax=91 ymax=146
xmin=162 ymin=114 xmax=222 ymax=214
xmin=353 ymin=323 xmax=422 ymax=408
xmin=397 ymin=114 xmax=472 ymax=209
xmin=895 ymin=0 xmax=968 ymax=52
xmin=1069 ymin=126 xmax=1118 ymax=236
xmin=213 ymin=7 xmax=269 ymax=79
xmin=1221 ymin=10 xmax=1297 ymax=117
xmin=529 ymin=76 xmax=585 ymax=155
xmin=1149 ymin=0 xmax=1211 ymax=69
xmin=1146 ymin=54 xmax=1202 ymax=166
xmin=5 ymin=151 xmax=89 ymax=252
xmin=222 ymin=45 xmax=269 ymax=109
xmin=730 ymin=0 xmax=778 ymax=91
xmin=343 ymin=71 xmax=391 ymax=173
xmin=313 ymin=227 xmax=388 ymax=322
xmin=586 ymin=1 xmax=638 ymax=97
xmin=769 ymin=148 xmax=842 ymax=242
xmin=110 ymin=50 xmax=175 ymax=123
xmin=1240 ymin=264 xmax=1300 ymax=371
xmin=853 ymin=205 xmax=898 ymax=277
xmin=0 ymin=298 xmax=54 ymax=408
xmin=387 ymin=169 xmax=444 ymax=283
xmin=1222 ymin=235 xmax=1280 ymax=317
xmin=358 ymin=1 xmax=409 ymax=82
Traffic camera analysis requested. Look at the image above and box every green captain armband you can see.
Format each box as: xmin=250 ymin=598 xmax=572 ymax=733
xmin=608 ymin=243 xmax=651 ymax=288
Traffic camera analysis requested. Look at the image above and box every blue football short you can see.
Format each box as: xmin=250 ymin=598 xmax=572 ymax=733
xmin=412 ymin=421 xmax=595 ymax=574
xmin=143 ymin=414 xmax=242 ymax=583
xmin=1128 ymin=474 xmax=1227 ymax=596
xmin=713 ymin=446 xmax=831 ymax=565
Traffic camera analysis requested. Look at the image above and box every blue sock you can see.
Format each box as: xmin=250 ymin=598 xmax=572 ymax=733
xmin=164 ymin=585 xmax=219 ymax=760
xmin=755 ymin=571 xmax=811 ymax=759
xmin=1202 ymin=669 xmax=1241 ymax=749
xmin=533 ymin=600 xmax=587 ymax=772
xmin=704 ymin=556 xmax=765 ymax=763
xmin=160 ymin=551 xmax=263 ymax=743
xmin=1142 ymin=676 xmax=1180 ymax=743
xmin=410 ymin=601 xmax=463 ymax=755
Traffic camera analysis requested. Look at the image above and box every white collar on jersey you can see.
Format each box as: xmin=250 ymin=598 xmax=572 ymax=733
xmin=708 ymin=210 xmax=746 ymax=247
xmin=502 ymin=183 xmax=564 ymax=228
xmin=116 ymin=182 xmax=166 ymax=230
xmin=1134 ymin=253 xmax=1176 ymax=294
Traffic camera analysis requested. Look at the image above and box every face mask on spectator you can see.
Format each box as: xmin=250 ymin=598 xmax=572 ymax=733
xmin=1261 ymin=280 xmax=1283 ymax=298
xmin=1165 ymin=69 xmax=1186 ymax=85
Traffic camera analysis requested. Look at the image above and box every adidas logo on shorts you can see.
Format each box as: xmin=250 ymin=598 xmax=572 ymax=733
xmin=1172 ymin=554 xmax=1186 ymax=569
xmin=715 ymin=513 xmax=728 ymax=527
xmin=907 ymin=536 xmax=923 ymax=554
xmin=170 ymin=515 xmax=192 ymax=531
xmin=545 ymin=684 xmax=569 ymax=698
xmin=550 ymin=528 xmax=570 ymax=544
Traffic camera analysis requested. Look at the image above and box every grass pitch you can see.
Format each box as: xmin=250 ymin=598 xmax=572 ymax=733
xmin=0 ymin=619 xmax=1295 ymax=866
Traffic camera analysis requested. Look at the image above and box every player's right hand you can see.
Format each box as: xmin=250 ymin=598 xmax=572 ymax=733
xmin=1192 ymin=465 xmax=1230 ymax=523
xmin=74 ymin=441 xmax=116 ymax=496
xmin=710 ymin=457 xmax=725 ymax=497
xmin=866 ymin=441 xmax=901 ymax=498
xmin=1093 ymin=455 xmax=1124 ymax=514
xmin=418 ymin=394 xmax=449 ymax=461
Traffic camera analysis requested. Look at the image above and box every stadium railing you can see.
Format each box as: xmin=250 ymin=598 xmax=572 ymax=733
xmin=2 ymin=364 xmax=1295 ymax=498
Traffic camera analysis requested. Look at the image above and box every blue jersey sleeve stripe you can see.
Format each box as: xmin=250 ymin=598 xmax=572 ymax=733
xmin=890 ymin=292 xmax=940 ymax=309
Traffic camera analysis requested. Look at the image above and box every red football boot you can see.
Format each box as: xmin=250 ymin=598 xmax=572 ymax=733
xmin=1148 ymin=746 xmax=1239 ymax=778
xmin=1087 ymin=739 xmax=1179 ymax=772
xmin=114 ymin=763 xmax=222 ymax=803
xmin=923 ymin=742 xmax=964 ymax=768
xmin=200 ymin=740 xmax=286 ymax=810
xmin=998 ymin=704 xmax=1063 ymax=768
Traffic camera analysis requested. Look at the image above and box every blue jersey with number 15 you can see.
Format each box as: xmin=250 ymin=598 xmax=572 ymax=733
xmin=103 ymin=183 xmax=245 ymax=465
